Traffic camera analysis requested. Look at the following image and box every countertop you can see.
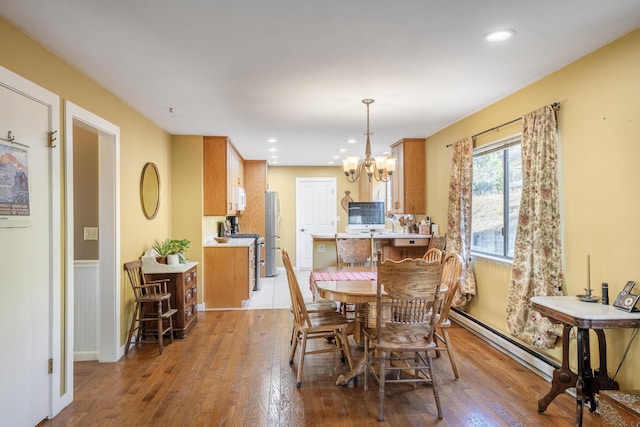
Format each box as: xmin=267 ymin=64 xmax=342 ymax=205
xmin=312 ymin=232 xmax=430 ymax=240
xmin=531 ymin=295 xmax=640 ymax=321
xmin=203 ymin=237 xmax=255 ymax=248
xmin=142 ymin=259 xmax=198 ymax=274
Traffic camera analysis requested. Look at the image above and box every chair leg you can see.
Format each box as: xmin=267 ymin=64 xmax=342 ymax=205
xmin=289 ymin=327 xmax=299 ymax=364
xmin=167 ymin=301 xmax=174 ymax=345
xmin=125 ymin=302 xmax=140 ymax=354
xmin=296 ymin=332 xmax=308 ymax=388
xmin=378 ymin=351 xmax=387 ymax=421
xmin=426 ymin=351 xmax=443 ymax=419
xmin=157 ymin=300 xmax=164 ymax=355
xmin=441 ymin=328 xmax=459 ymax=379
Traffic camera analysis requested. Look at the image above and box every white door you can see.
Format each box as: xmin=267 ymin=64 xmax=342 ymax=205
xmin=295 ymin=178 xmax=337 ymax=270
xmin=0 ymin=67 xmax=60 ymax=425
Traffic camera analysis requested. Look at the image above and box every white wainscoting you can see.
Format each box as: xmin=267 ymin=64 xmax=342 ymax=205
xmin=74 ymin=260 xmax=99 ymax=361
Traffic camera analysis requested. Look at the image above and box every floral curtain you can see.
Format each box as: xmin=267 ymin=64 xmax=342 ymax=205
xmin=446 ymin=136 xmax=477 ymax=307
xmin=506 ymin=105 xmax=564 ymax=349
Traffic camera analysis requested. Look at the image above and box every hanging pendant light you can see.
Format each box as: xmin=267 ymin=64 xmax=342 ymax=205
xmin=343 ymin=99 xmax=396 ymax=183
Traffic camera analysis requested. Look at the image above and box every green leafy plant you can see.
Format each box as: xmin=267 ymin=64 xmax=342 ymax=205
xmin=152 ymin=238 xmax=191 ymax=263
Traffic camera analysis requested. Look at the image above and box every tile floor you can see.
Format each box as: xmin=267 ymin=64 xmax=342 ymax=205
xmin=245 ymin=268 xmax=312 ymax=309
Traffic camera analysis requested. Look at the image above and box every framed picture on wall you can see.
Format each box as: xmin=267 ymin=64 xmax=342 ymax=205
xmin=0 ymin=140 xmax=31 ymax=227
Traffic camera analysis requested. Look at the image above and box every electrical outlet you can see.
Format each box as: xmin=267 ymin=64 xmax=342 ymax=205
xmin=317 ymin=244 xmax=325 ymax=253
xmin=84 ymin=227 xmax=98 ymax=240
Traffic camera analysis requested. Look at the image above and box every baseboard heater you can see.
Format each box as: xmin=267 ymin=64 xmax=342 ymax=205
xmin=450 ymin=308 xmax=559 ymax=383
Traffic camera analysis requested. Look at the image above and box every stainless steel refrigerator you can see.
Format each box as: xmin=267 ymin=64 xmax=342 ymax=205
xmin=265 ymin=191 xmax=280 ymax=276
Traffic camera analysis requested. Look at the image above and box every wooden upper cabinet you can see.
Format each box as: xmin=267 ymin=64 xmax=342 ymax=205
xmin=390 ymin=138 xmax=425 ymax=214
xmin=203 ymin=136 xmax=244 ymax=216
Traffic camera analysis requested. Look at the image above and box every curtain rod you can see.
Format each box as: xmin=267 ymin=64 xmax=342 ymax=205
xmin=446 ymin=102 xmax=560 ymax=147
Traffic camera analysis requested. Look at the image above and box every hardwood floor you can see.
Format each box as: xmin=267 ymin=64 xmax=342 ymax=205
xmin=40 ymin=310 xmax=600 ymax=426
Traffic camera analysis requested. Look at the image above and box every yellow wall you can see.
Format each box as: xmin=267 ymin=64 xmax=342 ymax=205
xmin=426 ymin=29 xmax=640 ymax=388
xmin=170 ymin=135 xmax=206 ymax=302
xmin=267 ymin=166 xmax=359 ymax=267
xmin=0 ymin=18 xmax=173 ymax=348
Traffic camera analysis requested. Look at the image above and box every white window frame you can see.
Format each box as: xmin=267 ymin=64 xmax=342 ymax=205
xmin=471 ymin=133 xmax=522 ymax=261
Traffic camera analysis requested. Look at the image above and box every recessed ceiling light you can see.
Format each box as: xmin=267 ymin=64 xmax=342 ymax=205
xmin=328 ymin=161 xmax=335 ymax=165
xmin=339 ymin=148 xmax=347 ymax=153
xmin=483 ymin=29 xmax=516 ymax=42
xmin=347 ymin=139 xmax=357 ymax=144
xmin=269 ymin=147 xmax=277 ymax=152
xmin=271 ymin=160 xmax=278 ymax=165
xmin=270 ymin=155 xmax=278 ymax=159
xmin=267 ymin=138 xmax=277 ymax=143
xmin=332 ymin=155 xmax=340 ymax=159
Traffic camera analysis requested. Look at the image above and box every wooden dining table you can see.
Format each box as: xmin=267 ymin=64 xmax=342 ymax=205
xmin=314 ymin=277 xmax=378 ymax=386
xmin=314 ymin=267 xmax=448 ymax=387
xmin=310 ymin=265 xmax=378 ymax=340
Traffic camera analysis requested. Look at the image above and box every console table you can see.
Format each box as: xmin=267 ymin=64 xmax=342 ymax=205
xmin=531 ymin=296 xmax=640 ymax=427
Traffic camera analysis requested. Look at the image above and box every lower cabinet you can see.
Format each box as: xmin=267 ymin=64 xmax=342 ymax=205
xmin=144 ymin=264 xmax=198 ymax=338
xmin=204 ymin=245 xmax=254 ymax=308
xmin=377 ymin=238 xmax=429 ymax=261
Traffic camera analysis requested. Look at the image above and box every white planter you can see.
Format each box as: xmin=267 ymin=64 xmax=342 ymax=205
xmin=167 ymin=254 xmax=179 ymax=265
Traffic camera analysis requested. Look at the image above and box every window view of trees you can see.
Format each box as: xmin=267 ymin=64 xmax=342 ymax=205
xmin=471 ymin=142 xmax=522 ymax=258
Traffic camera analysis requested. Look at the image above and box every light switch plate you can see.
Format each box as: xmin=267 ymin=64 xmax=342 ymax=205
xmin=84 ymin=227 xmax=98 ymax=240
xmin=317 ymin=244 xmax=325 ymax=253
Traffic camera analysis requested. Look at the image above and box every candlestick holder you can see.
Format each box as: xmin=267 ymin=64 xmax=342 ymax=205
xmin=578 ymin=287 xmax=600 ymax=303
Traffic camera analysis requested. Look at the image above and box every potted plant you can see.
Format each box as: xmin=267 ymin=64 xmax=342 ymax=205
xmin=152 ymin=238 xmax=191 ymax=264
xmin=172 ymin=238 xmax=191 ymax=264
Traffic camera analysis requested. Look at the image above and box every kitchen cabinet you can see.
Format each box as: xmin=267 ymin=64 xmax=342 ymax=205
xmin=203 ymin=136 xmax=244 ymax=216
xmin=242 ymin=160 xmax=267 ymax=277
xmin=144 ymin=262 xmax=199 ymax=338
xmin=390 ymin=138 xmax=425 ymax=214
xmin=203 ymin=240 xmax=255 ymax=308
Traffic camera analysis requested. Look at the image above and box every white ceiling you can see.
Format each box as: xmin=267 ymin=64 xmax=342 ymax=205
xmin=1 ymin=1 xmax=639 ymax=166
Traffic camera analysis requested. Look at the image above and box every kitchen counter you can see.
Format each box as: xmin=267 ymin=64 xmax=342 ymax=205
xmin=311 ymin=233 xmax=431 ymax=269
xmin=203 ymin=237 xmax=254 ymax=248
xmin=312 ymin=232 xmax=429 ymax=240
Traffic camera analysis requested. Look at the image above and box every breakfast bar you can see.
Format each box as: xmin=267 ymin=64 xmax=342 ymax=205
xmin=312 ymin=232 xmax=431 ymax=269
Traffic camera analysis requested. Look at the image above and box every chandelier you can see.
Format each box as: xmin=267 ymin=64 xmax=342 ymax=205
xmin=343 ymin=99 xmax=396 ymax=183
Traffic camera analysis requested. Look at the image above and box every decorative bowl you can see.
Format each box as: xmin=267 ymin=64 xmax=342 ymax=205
xmin=214 ymin=237 xmax=230 ymax=244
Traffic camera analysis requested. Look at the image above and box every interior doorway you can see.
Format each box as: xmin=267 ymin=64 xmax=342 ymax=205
xmin=295 ymin=177 xmax=337 ymax=270
xmin=64 ymin=103 xmax=121 ymax=375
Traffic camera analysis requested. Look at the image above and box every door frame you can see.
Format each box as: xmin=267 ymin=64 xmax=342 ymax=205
xmin=63 ymin=102 xmax=121 ymax=401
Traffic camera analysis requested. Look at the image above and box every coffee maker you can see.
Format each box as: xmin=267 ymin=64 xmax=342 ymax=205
xmin=227 ymin=216 xmax=240 ymax=235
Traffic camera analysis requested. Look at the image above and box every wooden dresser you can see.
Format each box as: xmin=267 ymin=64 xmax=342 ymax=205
xmin=143 ymin=261 xmax=199 ymax=338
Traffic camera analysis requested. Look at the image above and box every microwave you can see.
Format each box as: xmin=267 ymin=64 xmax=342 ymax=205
xmin=236 ymin=187 xmax=246 ymax=211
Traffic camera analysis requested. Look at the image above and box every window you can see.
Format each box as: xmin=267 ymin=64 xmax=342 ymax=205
xmin=471 ymin=135 xmax=522 ymax=259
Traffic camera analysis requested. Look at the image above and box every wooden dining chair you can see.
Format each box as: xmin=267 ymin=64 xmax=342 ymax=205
xmin=423 ymin=247 xmax=443 ymax=263
xmin=363 ymin=257 xmax=444 ymax=421
xmin=335 ymin=234 xmax=373 ymax=267
xmin=283 ymin=251 xmax=338 ymax=345
xmin=434 ymin=251 xmax=464 ymax=379
xmin=124 ymin=260 xmax=178 ymax=355
xmin=335 ymin=235 xmax=373 ymax=317
xmin=427 ymin=234 xmax=447 ymax=252
xmin=282 ymin=250 xmax=354 ymax=388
